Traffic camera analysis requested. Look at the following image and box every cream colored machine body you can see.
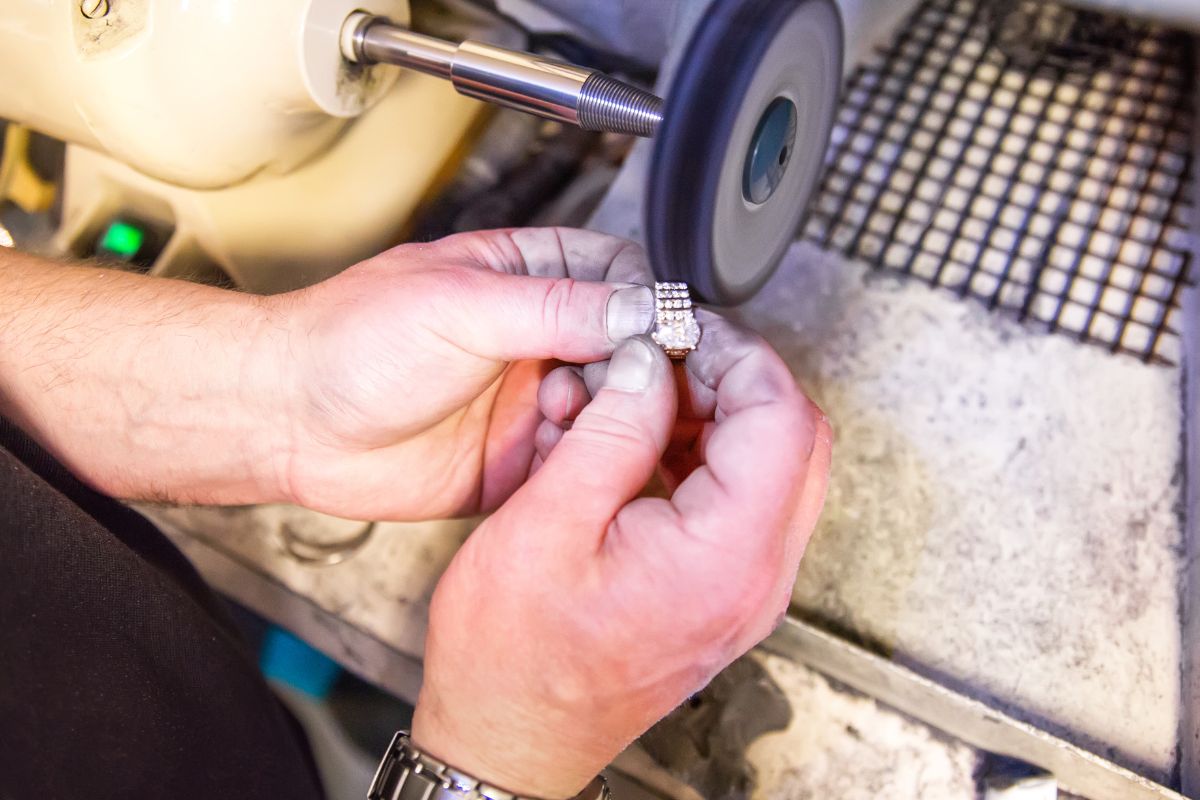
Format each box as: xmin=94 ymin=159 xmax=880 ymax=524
xmin=0 ymin=0 xmax=407 ymax=188
xmin=0 ymin=0 xmax=488 ymax=291
xmin=1 ymin=0 xmax=1195 ymax=294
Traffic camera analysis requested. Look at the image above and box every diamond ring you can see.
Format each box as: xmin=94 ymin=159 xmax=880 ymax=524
xmin=651 ymin=281 xmax=701 ymax=359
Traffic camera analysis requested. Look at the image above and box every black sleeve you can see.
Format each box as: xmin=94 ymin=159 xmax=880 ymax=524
xmin=0 ymin=418 xmax=325 ymax=800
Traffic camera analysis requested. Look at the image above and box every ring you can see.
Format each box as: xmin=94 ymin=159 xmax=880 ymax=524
xmin=280 ymin=518 xmax=376 ymax=567
xmin=651 ymin=281 xmax=701 ymax=359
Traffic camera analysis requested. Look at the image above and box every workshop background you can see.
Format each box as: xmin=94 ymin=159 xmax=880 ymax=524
xmin=0 ymin=0 xmax=1196 ymax=798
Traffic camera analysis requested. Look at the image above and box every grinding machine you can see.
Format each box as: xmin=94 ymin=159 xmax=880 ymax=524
xmin=0 ymin=0 xmax=845 ymax=304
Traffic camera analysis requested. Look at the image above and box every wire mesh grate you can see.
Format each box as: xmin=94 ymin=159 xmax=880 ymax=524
xmin=801 ymin=0 xmax=1195 ymax=364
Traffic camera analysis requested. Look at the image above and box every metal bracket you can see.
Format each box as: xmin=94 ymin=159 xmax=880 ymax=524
xmin=763 ymin=618 xmax=1189 ymax=800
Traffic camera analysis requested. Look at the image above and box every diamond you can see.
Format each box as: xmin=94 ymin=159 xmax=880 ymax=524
xmin=652 ymin=314 xmax=701 ymax=353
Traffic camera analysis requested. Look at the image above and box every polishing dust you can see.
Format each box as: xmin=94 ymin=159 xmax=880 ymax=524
xmin=746 ymin=653 xmax=980 ymax=800
xmin=735 ymin=241 xmax=1184 ymax=783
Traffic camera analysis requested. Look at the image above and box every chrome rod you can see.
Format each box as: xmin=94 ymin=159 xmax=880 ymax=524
xmin=343 ymin=12 xmax=662 ymax=137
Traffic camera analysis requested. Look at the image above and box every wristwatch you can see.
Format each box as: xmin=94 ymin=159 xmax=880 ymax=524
xmin=368 ymin=731 xmax=611 ymax=800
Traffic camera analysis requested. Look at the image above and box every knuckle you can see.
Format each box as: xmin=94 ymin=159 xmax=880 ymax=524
xmin=696 ymin=606 xmax=745 ymax=644
xmin=570 ymin=411 xmax=658 ymax=464
xmin=607 ymin=240 xmax=652 ymax=280
xmin=539 ymin=277 xmax=581 ymax=341
xmin=725 ymin=582 xmax=772 ymax=630
xmin=696 ymin=311 xmax=765 ymax=351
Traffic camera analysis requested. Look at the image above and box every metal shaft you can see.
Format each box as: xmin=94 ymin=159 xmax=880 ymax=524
xmin=342 ymin=12 xmax=663 ymax=138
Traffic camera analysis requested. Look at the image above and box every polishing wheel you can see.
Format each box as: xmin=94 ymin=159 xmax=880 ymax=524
xmin=646 ymin=0 xmax=844 ymax=305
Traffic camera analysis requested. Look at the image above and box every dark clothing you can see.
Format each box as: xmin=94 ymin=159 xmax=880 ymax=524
xmin=0 ymin=419 xmax=324 ymax=800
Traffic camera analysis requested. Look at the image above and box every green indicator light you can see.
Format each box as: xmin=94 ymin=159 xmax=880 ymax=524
xmin=100 ymin=221 xmax=145 ymax=260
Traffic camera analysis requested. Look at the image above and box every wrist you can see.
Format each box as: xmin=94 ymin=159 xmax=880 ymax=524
xmin=252 ymin=284 xmax=372 ymax=516
xmin=412 ymin=696 xmax=602 ymax=800
xmin=239 ymin=293 xmax=307 ymax=506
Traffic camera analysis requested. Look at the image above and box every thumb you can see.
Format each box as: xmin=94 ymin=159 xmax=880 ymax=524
xmin=506 ymin=336 xmax=676 ymax=545
xmin=446 ymin=271 xmax=655 ymax=363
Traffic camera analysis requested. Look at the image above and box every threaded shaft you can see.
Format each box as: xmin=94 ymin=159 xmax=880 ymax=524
xmin=577 ymin=73 xmax=664 ymax=138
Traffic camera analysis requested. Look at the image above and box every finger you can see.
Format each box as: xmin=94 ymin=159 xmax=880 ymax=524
xmin=436 ymin=268 xmax=655 ymax=364
xmin=735 ymin=409 xmax=832 ymax=652
xmin=678 ymin=360 xmax=718 ymax=420
xmin=583 ymin=343 xmax=699 ymax=404
xmin=534 ymin=418 xmax=565 ymax=462
xmin=434 ymin=227 xmax=653 ymax=284
xmin=585 ymin=360 xmax=704 ymax=477
xmin=589 ymin=328 xmax=717 ymax=420
xmin=528 ymin=452 xmax=546 ymax=477
xmin=537 ymin=366 xmax=590 ymax=426
xmin=582 ymin=360 xmax=607 ymax=398
xmin=683 ymin=309 xmax=778 ymax=415
xmin=476 ymin=360 xmax=548 ymax=511
xmin=793 ymin=412 xmax=833 ymax=546
xmin=661 ymin=418 xmax=709 ymax=490
xmin=502 ymin=336 xmax=676 ymax=550
xmin=670 ymin=314 xmax=821 ymax=557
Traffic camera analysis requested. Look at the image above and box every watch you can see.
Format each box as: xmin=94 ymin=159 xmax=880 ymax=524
xmin=368 ymin=731 xmax=611 ymax=800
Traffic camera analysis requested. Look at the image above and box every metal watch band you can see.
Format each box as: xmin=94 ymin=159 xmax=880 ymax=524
xmin=368 ymin=731 xmax=611 ymax=800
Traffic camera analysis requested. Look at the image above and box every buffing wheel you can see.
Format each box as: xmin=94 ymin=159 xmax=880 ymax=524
xmin=645 ymin=0 xmax=843 ymax=305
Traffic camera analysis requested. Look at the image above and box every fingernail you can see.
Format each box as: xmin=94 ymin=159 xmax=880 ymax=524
xmin=605 ymin=337 xmax=656 ymax=393
xmin=606 ymin=284 xmax=655 ymax=342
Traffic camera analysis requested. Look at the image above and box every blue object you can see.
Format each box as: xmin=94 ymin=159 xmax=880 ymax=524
xmin=260 ymin=627 xmax=341 ymax=699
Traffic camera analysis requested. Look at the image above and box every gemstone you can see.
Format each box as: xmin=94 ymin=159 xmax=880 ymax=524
xmin=653 ymin=313 xmax=701 ymax=352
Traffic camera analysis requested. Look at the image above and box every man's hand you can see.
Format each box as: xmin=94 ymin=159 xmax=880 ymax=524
xmin=411 ymin=312 xmax=832 ymax=799
xmin=0 ymin=229 xmax=831 ymax=797
xmin=0 ymin=229 xmax=654 ymax=516
xmin=276 ymin=228 xmax=654 ymax=520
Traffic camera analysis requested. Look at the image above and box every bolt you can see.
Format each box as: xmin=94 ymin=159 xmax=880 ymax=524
xmin=80 ymin=0 xmax=110 ymax=19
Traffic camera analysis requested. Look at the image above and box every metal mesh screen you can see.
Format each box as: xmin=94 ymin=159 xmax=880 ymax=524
xmin=802 ymin=0 xmax=1195 ymax=364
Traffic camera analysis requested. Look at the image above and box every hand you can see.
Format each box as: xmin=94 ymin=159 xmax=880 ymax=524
xmin=411 ymin=312 xmax=832 ymax=798
xmin=0 ymin=228 xmax=653 ymax=513
xmin=273 ymin=228 xmax=656 ymax=520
